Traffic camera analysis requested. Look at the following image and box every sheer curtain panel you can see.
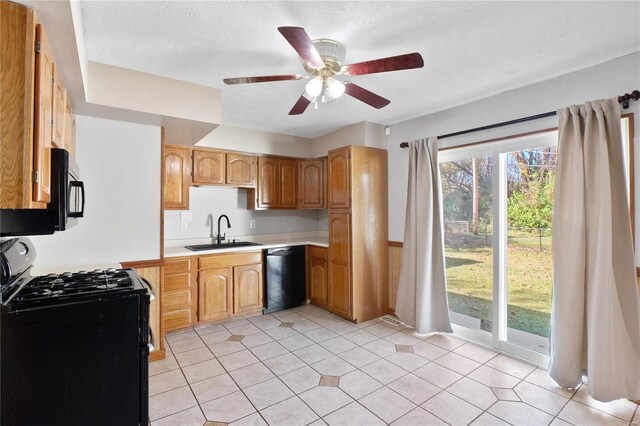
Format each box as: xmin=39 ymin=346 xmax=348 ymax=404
xmin=395 ymin=138 xmax=452 ymax=334
xmin=550 ymin=98 xmax=640 ymax=402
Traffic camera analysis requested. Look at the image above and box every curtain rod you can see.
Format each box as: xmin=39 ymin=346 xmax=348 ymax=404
xmin=399 ymin=90 xmax=640 ymax=148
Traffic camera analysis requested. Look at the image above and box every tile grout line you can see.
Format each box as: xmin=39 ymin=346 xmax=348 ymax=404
xmin=156 ymin=307 xmax=631 ymax=426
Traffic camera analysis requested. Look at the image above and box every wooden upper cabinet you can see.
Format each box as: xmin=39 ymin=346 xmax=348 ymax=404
xmin=233 ymin=263 xmax=263 ymax=313
xmin=257 ymin=157 xmax=279 ymax=208
xmin=226 ymin=153 xmax=256 ymax=188
xmin=328 ymin=147 xmax=350 ymax=209
xmin=52 ymin=64 xmax=66 ymax=149
xmin=198 ymin=268 xmax=233 ymax=322
xmin=279 ymin=158 xmax=297 ymax=209
xmin=250 ymin=156 xmax=302 ymax=210
xmin=32 ymin=23 xmax=53 ymax=205
xmin=192 ymin=149 xmax=225 ymax=185
xmin=299 ymin=159 xmax=326 ymax=209
xmin=164 ymin=145 xmax=191 ymax=210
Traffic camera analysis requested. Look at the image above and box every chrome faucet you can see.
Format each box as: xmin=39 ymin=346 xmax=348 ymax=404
xmin=216 ymin=214 xmax=231 ymax=245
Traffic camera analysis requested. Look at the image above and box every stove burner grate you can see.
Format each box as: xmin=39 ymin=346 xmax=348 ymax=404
xmin=12 ymin=269 xmax=136 ymax=304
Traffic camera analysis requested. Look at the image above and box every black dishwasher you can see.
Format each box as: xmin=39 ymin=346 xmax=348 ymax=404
xmin=264 ymin=246 xmax=306 ymax=314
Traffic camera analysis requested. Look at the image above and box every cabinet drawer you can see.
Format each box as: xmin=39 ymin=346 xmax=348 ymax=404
xmin=165 ymin=257 xmax=193 ymax=274
xmin=164 ymin=272 xmax=192 ymax=292
xmin=163 ymin=309 xmax=193 ymax=332
xmin=308 ymin=246 xmax=327 ymax=260
xmin=164 ymin=290 xmax=192 ymax=311
xmin=199 ymin=251 xmax=262 ymax=270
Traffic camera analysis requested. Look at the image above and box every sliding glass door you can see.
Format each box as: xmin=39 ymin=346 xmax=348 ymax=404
xmin=439 ymin=132 xmax=557 ymax=364
xmin=440 ymin=153 xmax=494 ymax=346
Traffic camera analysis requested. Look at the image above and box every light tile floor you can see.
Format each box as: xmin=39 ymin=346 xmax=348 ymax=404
xmin=149 ymin=304 xmax=640 ymax=426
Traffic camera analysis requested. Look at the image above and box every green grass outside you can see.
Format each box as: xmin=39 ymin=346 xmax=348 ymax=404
xmin=445 ymin=230 xmax=552 ymax=337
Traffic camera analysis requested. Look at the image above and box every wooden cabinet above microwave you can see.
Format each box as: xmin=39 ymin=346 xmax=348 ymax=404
xmin=1 ymin=2 xmax=76 ymax=210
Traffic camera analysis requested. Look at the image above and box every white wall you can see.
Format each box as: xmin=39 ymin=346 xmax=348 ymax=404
xmin=387 ymin=53 xmax=640 ymax=263
xmin=87 ymin=61 xmax=221 ymax=125
xmin=197 ymin=125 xmax=313 ymax=158
xmin=30 ymin=116 xmax=161 ymax=268
xmin=164 ymin=186 xmax=321 ymax=241
xmin=311 ymin=122 xmax=365 ymax=158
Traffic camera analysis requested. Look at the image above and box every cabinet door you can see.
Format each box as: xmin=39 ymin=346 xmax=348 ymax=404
xmin=328 ymin=147 xmax=350 ymax=209
xmin=164 ymin=145 xmax=190 ymax=209
xmin=192 ymin=149 xmax=225 ymax=185
xmin=226 ymin=153 xmax=256 ymax=188
xmin=233 ymin=264 xmax=263 ymax=313
xmin=199 ymin=268 xmax=233 ymax=322
xmin=328 ymin=263 xmax=351 ymax=318
xmin=310 ymin=255 xmax=328 ymax=308
xmin=328 ymin=213 xmax=352 ymax=318
xmin=299 ymin=159 xmax=325 ymax=209
xmin=163 ymin=257 xmax=197 ymax=332
xmin=257 ymin=157 xmax=279 ymax=208
xmin=64 ymin=99 xmax=76 ymax=159
xmin=279 ymin=158 xmax=297 ymax=209
xmin=52 ymin=64 xmax=66 ymax=148
xmin=32 ymin=23 xmax=53 ymax=204
xmin=329 ymin=213 xmax=351 ymax=265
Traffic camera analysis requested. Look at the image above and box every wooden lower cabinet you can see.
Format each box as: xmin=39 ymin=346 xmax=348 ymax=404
xmin=328 ymin=263 xmax=351 ymax=318
xmin=233 ymin=264 xmax=263 ymax=313
xmin=198 ymin=268 xmax=233 ymax=322
xmin=163 ymin=257 xmax=197 ymax=332
xmin=161 ymin=252 xmax=267 ymax=328
xmin=121 ymin=260 xmax=167 ymax=361
xmin=308 ymin=246 xmax=328 ymax=308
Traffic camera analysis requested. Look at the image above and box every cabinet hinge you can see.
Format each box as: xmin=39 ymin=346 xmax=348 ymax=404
xmin=34 ymin=40 xmax=41 ymax=54
xmin=32 ymin=171 xmax=39 ymax=183
xmin=50 ymin=117 xmax=54 ymax=127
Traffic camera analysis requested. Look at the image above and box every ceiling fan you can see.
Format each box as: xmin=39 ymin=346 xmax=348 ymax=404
xmin=223 ymin=26 xmax=424 ymax=115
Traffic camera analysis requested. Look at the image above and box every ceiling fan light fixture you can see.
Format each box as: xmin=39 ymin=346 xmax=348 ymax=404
xmin=305 ymin=75 xmax=323 ymax=98
xmin=326 ymin=77 xmax=345 ymax=99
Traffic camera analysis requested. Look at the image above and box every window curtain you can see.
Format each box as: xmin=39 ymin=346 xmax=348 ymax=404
xmin=395 ymin=137 xmax=452 ymax=334
xmin=550 ymin=98 xmax=640 ymax=402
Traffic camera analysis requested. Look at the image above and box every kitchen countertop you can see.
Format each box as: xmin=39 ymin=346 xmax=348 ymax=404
xmin=164 ymin=236 xmax=328 ymax=258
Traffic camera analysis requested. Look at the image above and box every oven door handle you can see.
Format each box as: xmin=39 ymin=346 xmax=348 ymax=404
xmin=68 ymin=181 xmax=85 ymax=218
xmin=140 ymin=277 xmax=155 ymax=301
xmin=147 ymin=327 xmax=155 ymax=352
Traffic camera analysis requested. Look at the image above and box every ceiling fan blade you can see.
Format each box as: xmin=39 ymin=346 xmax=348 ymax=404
xmin=223 ymin=74 xmax=303 ymax=85
xmin=344 ymin=83 xmax=390 ymax=109
xmin=289 ymin=94 xmax=311 ymax=115
xmin=289 ymin=93 xmax=311 ymax=115
xmin=278 ymin=26 xmax=325 ymax=68
xmin=342 ymin=52 xmax=424 ymax=76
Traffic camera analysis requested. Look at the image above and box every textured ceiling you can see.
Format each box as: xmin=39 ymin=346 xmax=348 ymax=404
xmin=80 ymin=1 xmax=639 ymax=138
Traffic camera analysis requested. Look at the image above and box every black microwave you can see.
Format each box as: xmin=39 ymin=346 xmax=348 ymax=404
xmin=0 ymin=149 xmax=84 ymax=237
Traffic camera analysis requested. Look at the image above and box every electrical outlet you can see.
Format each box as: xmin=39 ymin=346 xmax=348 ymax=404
xmin=249 ymin=220 xmax=256 ymax=229
xmin=181 ymin=221 xmax=188 ymax=231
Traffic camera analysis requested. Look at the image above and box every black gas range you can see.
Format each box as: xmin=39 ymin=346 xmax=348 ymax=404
xmin=0 ymin=238 xmax=153 ymax=426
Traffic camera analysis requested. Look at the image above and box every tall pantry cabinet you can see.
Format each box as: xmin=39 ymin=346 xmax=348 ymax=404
xmin=327 ymin=146 xmax=389 ymax=323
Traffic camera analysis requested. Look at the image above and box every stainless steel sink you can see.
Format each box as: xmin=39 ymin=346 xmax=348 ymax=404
xmin=184 ymin=241 xmax=263 ymax=251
